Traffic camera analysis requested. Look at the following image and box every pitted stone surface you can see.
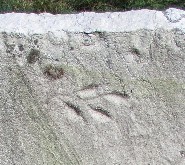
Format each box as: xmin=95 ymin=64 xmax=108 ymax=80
xmin=164 ymin=8 xmax=185 ymax=23
xmin=0 ymin=8 xmax=185 ymax=165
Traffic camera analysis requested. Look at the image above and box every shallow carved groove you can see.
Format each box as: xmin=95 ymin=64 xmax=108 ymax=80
xmin=110 ymin=90 xmax=130 ymax=99
xmin=89 ymin=104 xmax=111 ymax=118
xmin=64 ymin=101 xmax=85 ymax=120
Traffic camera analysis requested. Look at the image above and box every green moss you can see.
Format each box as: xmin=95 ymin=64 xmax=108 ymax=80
xmin=131 ymin=77 xmax=184 ymax=105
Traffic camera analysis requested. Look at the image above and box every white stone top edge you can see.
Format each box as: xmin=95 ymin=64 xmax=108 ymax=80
xmin=0 ymin=8 xmax=185 ymax=35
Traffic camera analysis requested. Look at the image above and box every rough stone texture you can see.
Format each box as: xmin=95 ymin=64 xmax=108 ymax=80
xmin=0 ymin=8 xmax=185 ymax=165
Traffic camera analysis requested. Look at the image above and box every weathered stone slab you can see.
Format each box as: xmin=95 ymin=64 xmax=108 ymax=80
xmin=0 ymin=8 xmax=185 ymax=165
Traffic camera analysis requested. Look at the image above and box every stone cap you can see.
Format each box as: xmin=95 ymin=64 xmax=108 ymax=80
xmin=0 ymin=8 xmax=184 ymax=35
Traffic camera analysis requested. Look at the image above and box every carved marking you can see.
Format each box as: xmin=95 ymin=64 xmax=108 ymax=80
xmin=76 ymin=84 xmax=100 ymax=99
xmin=89 ymin=104 xmax=111 ymax=118
xmin=110 ymin=91 xmax=130 ymax=99
xmin=64 ymin=101 xmax=86 ymax=121
xmin=103 ymin=91 xmax=130 ymax=106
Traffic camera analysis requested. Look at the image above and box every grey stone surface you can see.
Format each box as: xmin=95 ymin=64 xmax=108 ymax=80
xmin=0 ymin=8 xmax=185 ymax=165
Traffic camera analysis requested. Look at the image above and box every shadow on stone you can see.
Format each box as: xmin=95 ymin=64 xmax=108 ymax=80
xmin=27 ymin=49 xmax=40 ymax=64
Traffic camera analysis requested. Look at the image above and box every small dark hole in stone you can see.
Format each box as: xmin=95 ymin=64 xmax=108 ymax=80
xmin=2 ymin=32 xmax=7 ymax=38
xmin=34 ymin=39 xmax=38 ymax=45
xmin=96 ymin=31 xmax=106 ymax=39
xmin=6 ymin=44 xmax=15 ymax=53
xmin=18 ymin=44 xmax=24 ymax=51
xmin=43 ymin=65 xmax=64 ymax=80
xmin=132 ymin=48 xmax=140 ymax=55
xmin=180 ymin=151 xmax=185 ymax=157
xmin=83 ymin=38 xmax=91 ymax=46
xmin=27 ymin=49 xmax=40 ymax=64
xmin=70 ymin=47 xmax=74 ymax=50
